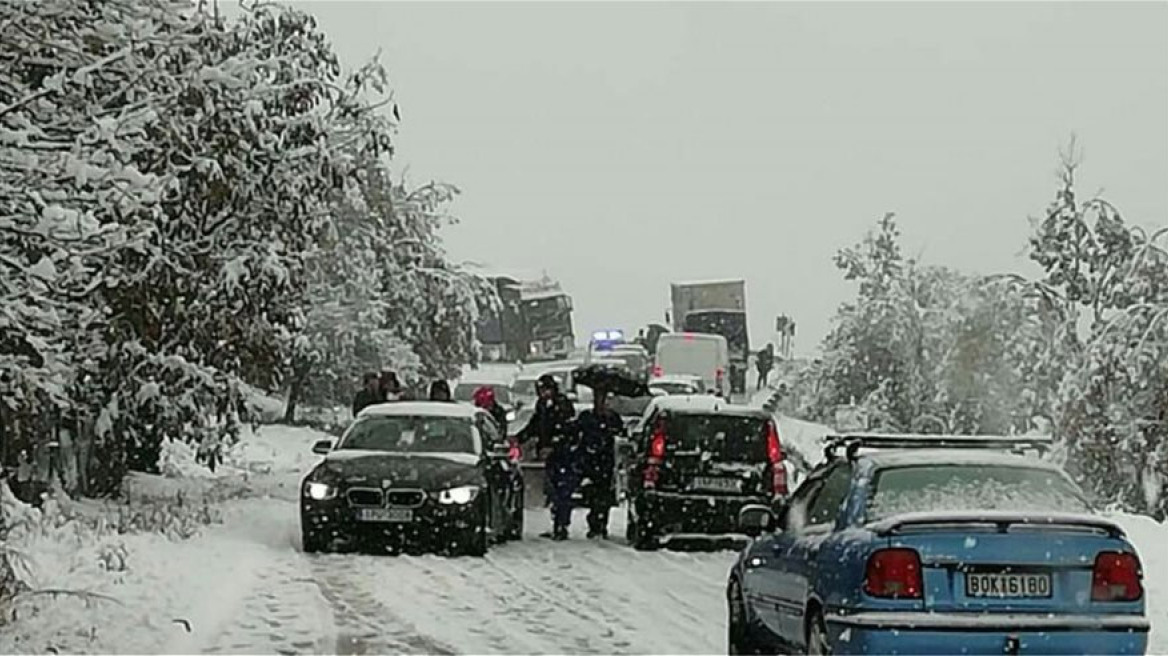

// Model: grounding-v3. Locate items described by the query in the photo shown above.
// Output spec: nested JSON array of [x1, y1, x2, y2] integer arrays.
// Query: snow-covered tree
[[806, 214, 1065, 438], [284, 153, 495, 418], [2, 0, 409, 493], [1029, 147, 1168, 514]]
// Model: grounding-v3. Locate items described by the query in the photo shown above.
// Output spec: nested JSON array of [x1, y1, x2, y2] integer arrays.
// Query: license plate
[[965, 572, 1051, 598], [356, 508, 413, 523], [691, 477, 741, 492]]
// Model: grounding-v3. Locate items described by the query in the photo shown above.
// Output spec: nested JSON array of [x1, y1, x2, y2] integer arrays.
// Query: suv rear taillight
[[715, 367, 725, 388], [652, 365, 663, 378], [864, 548, 923, 599], [765, 420, 787, 496], [644, 418, 667, 488], [1092, 551, 1142, 602]]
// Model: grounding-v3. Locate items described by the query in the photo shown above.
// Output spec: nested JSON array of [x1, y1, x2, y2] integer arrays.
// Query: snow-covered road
[[169, 497, 735, 655], [4, 418, 1166, 655], [75, 423, 737, 655]]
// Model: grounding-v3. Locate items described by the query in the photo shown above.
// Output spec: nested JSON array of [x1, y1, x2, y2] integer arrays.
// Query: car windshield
[[667, 414, 767, 462], [453, 383, 513, 404], [609, 395, 653, 418], [513, 379, 538, 397], [866, 464, 1091, 521], [339, 416, 477, 454]]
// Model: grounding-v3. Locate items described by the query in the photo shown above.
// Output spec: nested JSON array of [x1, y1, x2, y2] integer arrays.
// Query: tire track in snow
[[307, 554, 459, 656], [202, 555, 335, 655]]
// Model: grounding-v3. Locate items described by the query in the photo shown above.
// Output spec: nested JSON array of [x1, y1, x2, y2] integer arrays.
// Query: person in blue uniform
[[516, 374, 577, 540], [575, 385, 623, 539]]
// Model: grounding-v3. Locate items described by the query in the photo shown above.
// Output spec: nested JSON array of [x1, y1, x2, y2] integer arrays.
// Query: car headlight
[[305, 481, 337, 501], [437, 485, 480, 505], [506, 410, 517, 422]]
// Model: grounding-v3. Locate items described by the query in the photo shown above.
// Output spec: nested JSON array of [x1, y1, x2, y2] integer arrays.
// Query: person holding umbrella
[[574, 384, 624, 539]]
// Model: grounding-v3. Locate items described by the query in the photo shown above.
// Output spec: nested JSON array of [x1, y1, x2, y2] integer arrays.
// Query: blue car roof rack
[[824, 432, 1055, 462]]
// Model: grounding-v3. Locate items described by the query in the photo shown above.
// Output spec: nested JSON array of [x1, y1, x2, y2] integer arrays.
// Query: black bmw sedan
[[300, 402, 525, 556]]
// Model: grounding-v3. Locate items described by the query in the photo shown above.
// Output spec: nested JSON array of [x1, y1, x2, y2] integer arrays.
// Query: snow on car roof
[[671, 278, 746, 287], [650, 374, 704, 385], [657, 332, 727, 344], [454, 376, 513, 388], [358, 402, 483, 419], [648, 395, 767, 417], [864, 448, 1062, 471], [520, 288, 569, 301]]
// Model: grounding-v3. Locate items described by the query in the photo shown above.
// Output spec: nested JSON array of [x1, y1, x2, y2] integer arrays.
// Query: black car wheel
[[728, 578, 764, 655], [456, 498, 490, 557], [301, 525, 328, 554], [627, 504, 659, 551], [805, 611, 831, 655], [503, 482, 525, 541]]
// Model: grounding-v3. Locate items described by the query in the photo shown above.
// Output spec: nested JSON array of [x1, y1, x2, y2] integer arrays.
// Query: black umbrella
[[572, 363, 650, 398]]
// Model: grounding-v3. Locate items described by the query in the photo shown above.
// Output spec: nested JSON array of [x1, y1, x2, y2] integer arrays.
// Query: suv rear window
[[666, 413, 767, 462], [867, 464, 1091, 521]]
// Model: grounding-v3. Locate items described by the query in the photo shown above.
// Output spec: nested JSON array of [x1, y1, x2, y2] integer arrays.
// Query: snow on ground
[[2, 421, 740, 655], [747, 384, 833, 469], [1109, 512, 1168, 652]]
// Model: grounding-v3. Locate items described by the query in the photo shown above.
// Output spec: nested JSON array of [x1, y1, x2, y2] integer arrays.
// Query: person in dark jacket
[[516, 374, 577, 540], [756, 343, 775, 390], [473, 386, 509, 436], [575, 386, 623, 539], [352, 372, 382, 417], [429, 380, 454, 402], [379, 371, 402, 401]]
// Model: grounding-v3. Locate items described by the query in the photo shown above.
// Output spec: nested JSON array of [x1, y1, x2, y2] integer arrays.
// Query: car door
[[748, 473, 825, 641], [477, 415, 510, 533], [779, 462, 854, 644]]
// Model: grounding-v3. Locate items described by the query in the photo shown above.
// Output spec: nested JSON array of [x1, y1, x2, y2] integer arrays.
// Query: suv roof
[[861, 448, 1063, 472], [644, 395, 768, 418]]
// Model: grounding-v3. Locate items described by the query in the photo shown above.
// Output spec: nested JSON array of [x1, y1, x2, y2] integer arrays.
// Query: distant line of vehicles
[[471, 273, 754, 398]]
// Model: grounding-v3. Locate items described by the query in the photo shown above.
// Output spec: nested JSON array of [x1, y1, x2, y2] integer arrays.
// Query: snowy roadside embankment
[[1109, 513, 1168, 652], [0, 425, 326, 655], [748, 386, 833, 470]]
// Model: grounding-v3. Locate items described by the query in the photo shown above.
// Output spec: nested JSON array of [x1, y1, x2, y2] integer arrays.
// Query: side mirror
[[737, 504, 776, 538], [311, 439, 334, 456]]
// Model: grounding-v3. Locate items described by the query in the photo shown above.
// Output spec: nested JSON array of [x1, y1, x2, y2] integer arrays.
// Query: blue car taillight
[[864, 548, 923, 599], [1092, 551, 1143, 602]]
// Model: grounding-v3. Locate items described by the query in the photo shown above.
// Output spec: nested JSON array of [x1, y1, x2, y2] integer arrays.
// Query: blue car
[[726, 434, 1150, 655]]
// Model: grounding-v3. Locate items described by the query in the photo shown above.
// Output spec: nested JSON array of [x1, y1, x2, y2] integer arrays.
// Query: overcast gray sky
[[289, 1, 1168, 355]]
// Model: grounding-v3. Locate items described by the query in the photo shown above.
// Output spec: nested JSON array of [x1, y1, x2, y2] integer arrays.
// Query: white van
[[652, 333, 731, 397]]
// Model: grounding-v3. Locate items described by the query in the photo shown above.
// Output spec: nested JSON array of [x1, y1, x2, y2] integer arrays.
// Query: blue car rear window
[[867, 464, 1090, 521]]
